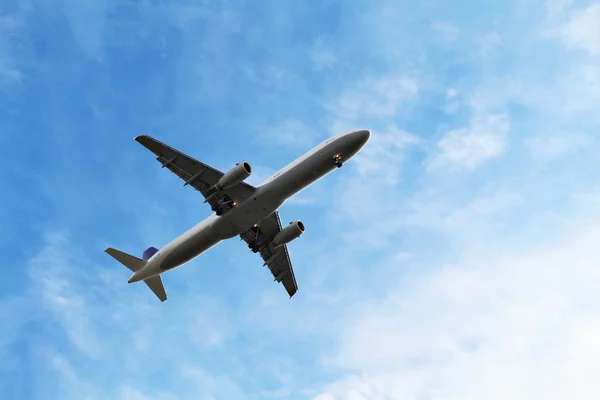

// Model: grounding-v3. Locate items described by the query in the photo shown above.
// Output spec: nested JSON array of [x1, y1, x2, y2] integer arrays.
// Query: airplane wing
[[239, 211, 298, 298], [135, 135, 257, 212]]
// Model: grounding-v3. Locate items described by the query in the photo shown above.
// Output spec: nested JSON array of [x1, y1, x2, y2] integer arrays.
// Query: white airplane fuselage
[[128, 129, 371, 283]]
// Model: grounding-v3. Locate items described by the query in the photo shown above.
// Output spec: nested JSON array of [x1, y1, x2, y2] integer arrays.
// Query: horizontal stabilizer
[[105, 247, 146, 272], [144, 275, 167, 302]]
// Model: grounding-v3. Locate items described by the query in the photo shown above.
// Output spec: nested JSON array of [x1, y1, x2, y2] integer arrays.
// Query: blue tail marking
[[142, 246, 159, 261]]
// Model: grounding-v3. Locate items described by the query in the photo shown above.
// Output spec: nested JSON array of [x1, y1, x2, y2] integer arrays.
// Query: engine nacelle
[[215, 162, 252, 190], [272, 220, 305, 248]]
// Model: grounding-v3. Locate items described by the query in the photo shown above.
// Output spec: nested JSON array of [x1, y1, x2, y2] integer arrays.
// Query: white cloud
[[545, 0, 574, 18], [323, 74, 419, 119], [431, 3, 600, 126], [314, 205, 600, 399], [352, 126, 420, 183], [404, 187, 523, 242], [536, 2, 600, 120], [0, 14, 24, 87], [258, 118, 319, 147], [559, 62, 600, 114], [183, 299, 234, 349], [55, 0, 113, 60], [26, 231, 101, 358], [12, 230, 255, 400], [444, 88, 461, 114], [431, 20, 459, 42], [462, 63, 598, 124], [556, 2, 600, 54], [116, 386, 152, 400], [429, 114, 510, 171], [311, 39, 337, 70], [311, 49, 337, 69], [476, 31, 503, 56], [179, 364, 245, 399], [525, 132, 590, 162], [307, 8, 600, 389]]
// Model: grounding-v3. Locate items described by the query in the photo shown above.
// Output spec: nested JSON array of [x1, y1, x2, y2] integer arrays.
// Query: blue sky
[[2, 0, 600, 398]]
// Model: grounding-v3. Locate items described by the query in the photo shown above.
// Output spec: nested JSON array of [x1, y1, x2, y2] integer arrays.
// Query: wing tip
[[134, 134, 150, 142]]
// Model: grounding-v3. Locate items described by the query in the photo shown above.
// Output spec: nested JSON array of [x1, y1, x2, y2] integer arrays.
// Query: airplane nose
[[352, 129, 371, 147], [358, 129, 371, 143]]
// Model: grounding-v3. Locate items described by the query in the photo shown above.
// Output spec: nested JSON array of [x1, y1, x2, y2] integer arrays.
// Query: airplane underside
[[104, 129, 370, 301]]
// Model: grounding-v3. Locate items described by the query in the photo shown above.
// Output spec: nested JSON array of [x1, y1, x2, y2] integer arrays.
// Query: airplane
[[105, 129, 371, 302]]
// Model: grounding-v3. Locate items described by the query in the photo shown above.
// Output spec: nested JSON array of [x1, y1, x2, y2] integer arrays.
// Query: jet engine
[[272, 220, 305, 248], [215, 162, 252, 190]]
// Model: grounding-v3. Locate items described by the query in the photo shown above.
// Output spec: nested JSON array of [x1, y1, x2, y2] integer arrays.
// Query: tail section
[[104, 247, 168, 302], [143, 275, 167, 302], [142, 246, 159, 261], [105, 247, 146, 271]]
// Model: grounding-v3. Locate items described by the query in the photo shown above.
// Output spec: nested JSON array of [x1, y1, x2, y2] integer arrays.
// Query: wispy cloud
[[431, 19, 460, 42], [257, 118, 318, 147], [26, 231, 102, 358], [314, 210, 600, 399], [307, 2, 600, 397], [525, 132, 590, 163], [322, 74, 420, 119], [429, 113, 510, 171], [10, 230, 257, 399], [310, 37, 337, 70], [0, 13, 24, 87], [554, 2, 600, 54]]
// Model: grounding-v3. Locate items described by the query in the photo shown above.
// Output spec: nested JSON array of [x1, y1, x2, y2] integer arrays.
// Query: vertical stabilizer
[[143, 246, 159, 261]]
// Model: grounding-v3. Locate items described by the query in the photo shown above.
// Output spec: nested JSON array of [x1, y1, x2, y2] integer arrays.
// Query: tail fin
[[142, 246, 159, 261], [104, 247, 168, 302]]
